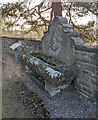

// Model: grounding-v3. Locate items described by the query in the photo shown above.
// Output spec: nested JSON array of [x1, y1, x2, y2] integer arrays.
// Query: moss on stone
[[31, 51, 64, 66], [32, 93, 42, 104]]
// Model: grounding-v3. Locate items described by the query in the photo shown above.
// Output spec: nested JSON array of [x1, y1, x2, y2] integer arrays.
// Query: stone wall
[[74, 44, 98, 100], [1, 36, 42, 54], [1, 36, 42, 67], [1, 25, 98, 99]]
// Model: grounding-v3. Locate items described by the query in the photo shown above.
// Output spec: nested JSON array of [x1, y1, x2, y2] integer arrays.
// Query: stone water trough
[[11, 17, 84, 96], [21, 17, 83, 96], [22, 52, 78, 96]]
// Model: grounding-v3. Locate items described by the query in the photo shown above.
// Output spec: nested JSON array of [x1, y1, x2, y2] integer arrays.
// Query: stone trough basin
[[23, 52, 78, 96]]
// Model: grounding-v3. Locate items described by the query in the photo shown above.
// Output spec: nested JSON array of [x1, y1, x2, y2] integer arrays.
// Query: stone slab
[[45, 81, 69, 96]]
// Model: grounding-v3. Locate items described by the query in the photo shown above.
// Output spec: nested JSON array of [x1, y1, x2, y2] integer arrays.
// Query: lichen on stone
[[45, 67, 61, 79]]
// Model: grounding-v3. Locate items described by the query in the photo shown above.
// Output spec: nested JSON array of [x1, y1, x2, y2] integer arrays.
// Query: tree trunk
[[50, 1, 62, 22], [52, 2, 62, 17]]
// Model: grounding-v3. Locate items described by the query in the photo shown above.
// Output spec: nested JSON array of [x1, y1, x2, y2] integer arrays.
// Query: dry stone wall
[[74, 44, 98, 100], [1, 36, 42, 54], [1, 36, 42, 67]]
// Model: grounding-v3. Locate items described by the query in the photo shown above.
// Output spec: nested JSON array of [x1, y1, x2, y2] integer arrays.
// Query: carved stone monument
[[42, 16, 76, 64]]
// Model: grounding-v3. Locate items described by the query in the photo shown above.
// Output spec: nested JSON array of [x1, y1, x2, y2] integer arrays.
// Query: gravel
[[23, 74, 97, 118]]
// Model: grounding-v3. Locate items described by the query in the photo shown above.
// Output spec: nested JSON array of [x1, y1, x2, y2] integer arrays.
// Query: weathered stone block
[[71, 37, 84, 45], [90, 77, 98, 86], [91, 53, 98, 66], [79, 79, 91, 88], [76, 61, 97, 75], [75, 44, 98, 53], [45, 81, 69, 96], [93, 90, 98, 101], [82, 86, 93, 96], [76, 71, 91, 84], [82, 70, 98, 79], [74, 80, 82, 91]]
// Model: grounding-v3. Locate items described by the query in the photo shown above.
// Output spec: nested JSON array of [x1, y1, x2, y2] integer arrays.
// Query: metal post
[[14, 48, 19, 64]]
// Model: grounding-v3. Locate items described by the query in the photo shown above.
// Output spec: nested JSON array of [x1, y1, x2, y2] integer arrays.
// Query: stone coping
[[0, 36, 41, 42], [1, 36, 98, 53], [75, 44, 98, 53]]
